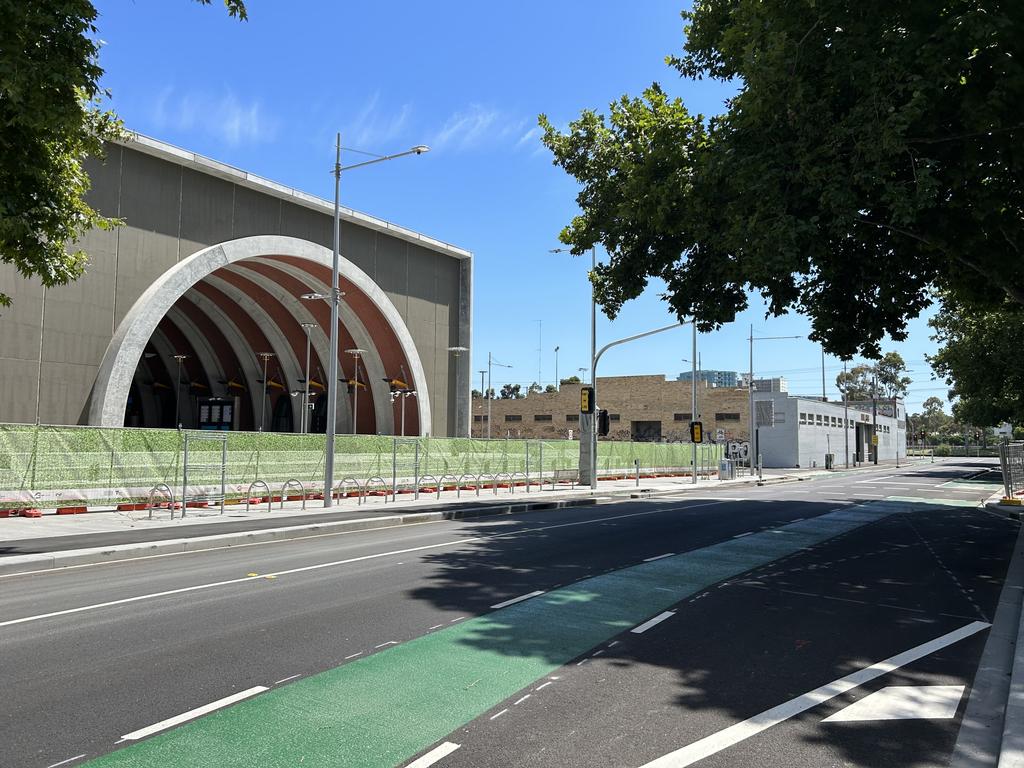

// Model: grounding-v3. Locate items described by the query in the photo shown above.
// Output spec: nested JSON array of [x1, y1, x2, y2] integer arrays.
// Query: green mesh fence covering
[[0, 424, 721, 508]]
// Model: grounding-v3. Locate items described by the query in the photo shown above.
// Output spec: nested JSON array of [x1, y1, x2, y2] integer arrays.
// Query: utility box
[[719, 459, 736, 481], [825, 453, 835, 470]]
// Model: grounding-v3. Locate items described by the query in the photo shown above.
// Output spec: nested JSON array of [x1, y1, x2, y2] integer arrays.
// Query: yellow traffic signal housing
[[690, 421, 703, 443], [580, 386, 595, 414]]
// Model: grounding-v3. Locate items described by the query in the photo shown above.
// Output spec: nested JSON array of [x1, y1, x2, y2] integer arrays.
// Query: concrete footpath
[[0, 460, 932, 576]]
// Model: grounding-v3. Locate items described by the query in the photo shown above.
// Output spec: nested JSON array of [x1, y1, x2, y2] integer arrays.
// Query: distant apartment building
[[475, 375, 750, 442], [677, 369, 738, 388], [737, 375, 788, 393]]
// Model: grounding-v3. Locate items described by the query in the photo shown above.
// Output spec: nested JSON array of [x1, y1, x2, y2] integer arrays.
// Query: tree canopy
[[834, 352, 911, 401], [0, 1, 246, 307], [929, 297, 1024, 425], [540, 1, 1023, 359]]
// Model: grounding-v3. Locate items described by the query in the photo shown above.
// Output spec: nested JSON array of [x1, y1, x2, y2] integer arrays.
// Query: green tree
[[544, 384, 557, 393], [499, 384, 523, 400], [528, 381, 542, 394], [835, 365, 874, 401], [559, 375, 582, 385], [540, 2, 1024, 358], [929, 297, 1024, 425], [875, 352, 912, 400], [0, 1, 246, 308]]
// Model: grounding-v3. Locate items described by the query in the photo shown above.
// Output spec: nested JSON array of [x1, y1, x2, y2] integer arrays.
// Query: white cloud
[[345, 92, 413, 149], [149, 87, 279, 147], [430, 104, 532, 152]]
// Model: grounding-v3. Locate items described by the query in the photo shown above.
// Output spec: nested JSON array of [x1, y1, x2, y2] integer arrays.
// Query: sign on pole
[[690, 421, 703, 444], [580, 386, 595, 414]]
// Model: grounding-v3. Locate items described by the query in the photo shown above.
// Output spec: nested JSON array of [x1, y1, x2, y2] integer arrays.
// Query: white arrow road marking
[[404, 742, 461, 767], [638, 621, 988, 767], [822, 685, 965, 722]]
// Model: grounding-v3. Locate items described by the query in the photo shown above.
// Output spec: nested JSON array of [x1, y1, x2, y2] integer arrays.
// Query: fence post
[[539, 442, 544, 488], [182, 435, 190, 519], [29, 423, 40, 493], [414, 440, 421, 500], [525, 442, 530, 488], [392, 438, 398, 502]]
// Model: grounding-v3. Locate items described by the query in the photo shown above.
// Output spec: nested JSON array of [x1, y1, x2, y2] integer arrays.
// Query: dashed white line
[[732, 532, 754, 538], [536, 681, 553, 691], [405, 741, 461, 768], [490, 590, 545, 609], [375, 641, 397, 649], [643, 553, 675, 562], [344, 651, 363, 660], [428, 624, 444, 630], [489, 708, 509, 720], [273, 674, 301, 685], [576, 658, 589, 666], [120, 686, 268, 741], [631, 611, 676, 634], [46, 756, 86, 768], [449, 616, 466, 623], [514, 694, 531, 705]]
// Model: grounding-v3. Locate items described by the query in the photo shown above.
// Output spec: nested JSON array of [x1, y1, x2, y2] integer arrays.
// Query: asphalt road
[[0, 457, 1012, 768]]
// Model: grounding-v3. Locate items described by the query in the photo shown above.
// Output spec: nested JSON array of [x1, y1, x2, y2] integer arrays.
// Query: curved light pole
[[173, 354, 189, 428], [322, 135, 429, 506]]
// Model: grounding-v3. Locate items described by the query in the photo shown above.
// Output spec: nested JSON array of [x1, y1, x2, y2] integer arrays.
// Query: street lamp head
[[300, 322, 317, 329], [300, 292, 327, 301], [411, 145, 430, 155], [447, 346, 468, 356], [344, 348, 367, 356]]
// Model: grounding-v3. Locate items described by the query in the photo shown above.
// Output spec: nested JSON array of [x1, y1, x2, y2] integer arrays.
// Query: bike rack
[[477, 473, 496, 496], [510, 472, 529, 494], [457, 473, 477, 498], [364, 476, 391, 502], [281, 478, 306, 510], [336, 476, 363, 504], [147, 484, 175, 520], [437, 474, 460, 500], [495, 472, 513, 494], [416, 474, 439, 501], [246, 480, 272, 513]]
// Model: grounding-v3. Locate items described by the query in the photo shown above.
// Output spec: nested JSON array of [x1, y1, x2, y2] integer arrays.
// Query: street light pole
[[173, 354, 189, 428], [747, 329, 801, 474], [345, 348, 366, 435], [477, 369, 486, 437], [300, 322, 316, 434], [257, 352, 274, 431], [691, 320, 697, 486], [322, 135, 429, 507], [554, 346, 560, 391], [843, 361, 850, 468]]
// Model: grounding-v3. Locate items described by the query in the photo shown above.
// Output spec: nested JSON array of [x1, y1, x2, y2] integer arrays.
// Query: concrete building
[[677, 369, 738, 388], [0, 134, 472, 436], [753, 392, 906, 468], [738, 375, 788, 393], [478, 375, 750, 442]]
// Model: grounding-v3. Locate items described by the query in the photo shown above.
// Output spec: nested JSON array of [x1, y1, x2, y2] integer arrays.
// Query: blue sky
[[91, 0, 948, 413]]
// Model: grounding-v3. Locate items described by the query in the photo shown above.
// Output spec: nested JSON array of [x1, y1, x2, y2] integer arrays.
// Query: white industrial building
[[753, 393, 906, 468]]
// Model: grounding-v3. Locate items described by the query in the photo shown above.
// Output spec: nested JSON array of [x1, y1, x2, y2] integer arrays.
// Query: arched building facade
[[0, 134, 472, 436]]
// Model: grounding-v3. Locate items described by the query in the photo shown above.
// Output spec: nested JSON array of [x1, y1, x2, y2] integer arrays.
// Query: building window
[[674, 412, 693, 421], [505, 415, 522, 422], [831, 416, 838, 427], [609, 414, 620, 421], [816, 414, 823, 426], [799, 412, 807, 424], [566, 414, 579, 422], [715, 412, 741, 421], [534, 414, 552, 422], [473, 415, 482, 422]]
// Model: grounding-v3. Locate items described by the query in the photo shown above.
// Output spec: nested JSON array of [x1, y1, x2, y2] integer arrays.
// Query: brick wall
[[473, 375, 750, 441]]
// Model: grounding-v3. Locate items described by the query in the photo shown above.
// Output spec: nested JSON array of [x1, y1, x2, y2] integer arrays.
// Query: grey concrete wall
[[0, 140, 470, 435]]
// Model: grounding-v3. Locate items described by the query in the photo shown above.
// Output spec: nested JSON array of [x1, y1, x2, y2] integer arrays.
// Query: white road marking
[[344, 651, 363, 660], [120, 686, 268, 741], [822, 685, 965, 722], [631, 611, 676, 634], [429, 624, 443, 630], [273, 674, 301, 685], [46, 756, 87, 768], [644, 553, 675, 562], [375, 641, 397, 649], [449, 616, 466, 623], [404, 742, 461, 768], [489, 708, 508, 720], [536, 682, 553, 691], [514, 694, 531, 705], [638, 621, 988, 767], [732, 532, 753, 538], [855, 476, 898, 483], [490, 590, 545, 609], [790, 518, 805, 522]]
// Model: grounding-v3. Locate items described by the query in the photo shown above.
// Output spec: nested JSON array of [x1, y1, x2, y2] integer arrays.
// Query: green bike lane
[[84, 502, 907, 768]]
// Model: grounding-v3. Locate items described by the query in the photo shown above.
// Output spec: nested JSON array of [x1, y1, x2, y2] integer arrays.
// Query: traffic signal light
[[580, 386, 595, 414], [690, 421, 703, 443], [597, 409, 610, 437]]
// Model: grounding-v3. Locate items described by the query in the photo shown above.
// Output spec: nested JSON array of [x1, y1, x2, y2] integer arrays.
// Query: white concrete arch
[[201, 274, 304, 431], [89, 235, 431, 432], [240, 258, 397, 434]]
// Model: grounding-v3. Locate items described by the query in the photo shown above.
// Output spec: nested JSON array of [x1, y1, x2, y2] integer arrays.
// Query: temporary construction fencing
[[0, 423, 720, 509], [999, 441, 1024, 500]]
